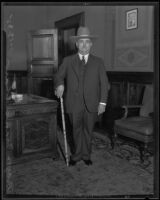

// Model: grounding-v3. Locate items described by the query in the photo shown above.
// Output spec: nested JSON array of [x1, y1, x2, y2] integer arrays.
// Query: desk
[[6, 94, 58, 165]]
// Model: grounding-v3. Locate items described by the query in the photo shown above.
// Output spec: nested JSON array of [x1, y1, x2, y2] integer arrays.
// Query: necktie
[[82, 56, 85, 65]]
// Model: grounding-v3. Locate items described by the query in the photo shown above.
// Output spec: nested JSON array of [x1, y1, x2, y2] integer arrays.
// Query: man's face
[[76, 38, 92, 55]]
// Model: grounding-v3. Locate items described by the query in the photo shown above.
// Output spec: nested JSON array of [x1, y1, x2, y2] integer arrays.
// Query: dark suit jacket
[[54, 54, 109, 113]]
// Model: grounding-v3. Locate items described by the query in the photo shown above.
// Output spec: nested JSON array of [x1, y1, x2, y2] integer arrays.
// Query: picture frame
[[126, 9, 138, 30]]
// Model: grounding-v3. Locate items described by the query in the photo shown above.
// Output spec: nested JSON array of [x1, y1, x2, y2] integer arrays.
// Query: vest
[[74, 58, 87, 112]]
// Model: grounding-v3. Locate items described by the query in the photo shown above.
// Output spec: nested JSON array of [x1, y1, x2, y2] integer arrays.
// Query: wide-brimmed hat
[[70, 26, 98, 42]]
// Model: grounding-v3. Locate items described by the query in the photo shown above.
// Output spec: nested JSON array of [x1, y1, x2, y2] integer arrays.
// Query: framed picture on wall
[[126, 9, 138, 30]]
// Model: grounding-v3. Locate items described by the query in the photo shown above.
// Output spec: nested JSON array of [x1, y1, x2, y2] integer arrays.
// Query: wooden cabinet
[[6, 94, 58, 165], [27, 29, 58, 98]]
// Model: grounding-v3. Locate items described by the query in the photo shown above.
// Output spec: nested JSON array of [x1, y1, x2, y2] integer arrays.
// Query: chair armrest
[[122, 105, 143, 118]]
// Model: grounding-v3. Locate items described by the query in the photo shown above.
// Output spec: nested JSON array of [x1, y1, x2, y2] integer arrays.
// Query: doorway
[[55, 12, 85, 65]]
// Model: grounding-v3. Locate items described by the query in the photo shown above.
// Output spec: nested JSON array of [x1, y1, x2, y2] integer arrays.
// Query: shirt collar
[[78, 53, 89, 61]]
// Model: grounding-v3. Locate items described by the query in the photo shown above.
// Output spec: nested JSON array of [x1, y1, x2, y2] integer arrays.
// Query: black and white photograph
[[1, 2, 159, 199], [126, 8, 138, 30]]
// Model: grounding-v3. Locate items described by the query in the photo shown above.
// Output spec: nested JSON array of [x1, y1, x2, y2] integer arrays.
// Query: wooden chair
[[114, 84, 153, 162]]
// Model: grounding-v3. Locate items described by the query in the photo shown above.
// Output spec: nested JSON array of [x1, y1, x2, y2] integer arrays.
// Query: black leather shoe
[[69, 157, 76, 166], [83, 159, 92, 165]]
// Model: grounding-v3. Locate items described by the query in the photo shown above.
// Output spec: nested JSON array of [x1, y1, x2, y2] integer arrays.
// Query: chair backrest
[[140, 84, 153, 117]]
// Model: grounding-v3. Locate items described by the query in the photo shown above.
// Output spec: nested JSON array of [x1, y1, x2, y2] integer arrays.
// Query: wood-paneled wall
[[7, 70, 154, 105], [7, 70, 28, 94], [107, 71, 154, 107], [98, 71, 154, 137], [7, 70, 56, 99]]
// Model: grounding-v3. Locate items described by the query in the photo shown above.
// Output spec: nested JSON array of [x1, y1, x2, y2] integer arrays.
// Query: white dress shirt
[[78, 53, 89, 64]]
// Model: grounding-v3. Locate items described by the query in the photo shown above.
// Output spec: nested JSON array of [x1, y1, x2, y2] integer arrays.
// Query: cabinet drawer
[[7, 105, 56, 118]]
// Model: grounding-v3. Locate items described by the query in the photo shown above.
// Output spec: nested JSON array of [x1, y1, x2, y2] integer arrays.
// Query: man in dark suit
[[54, 26, 109, 166]]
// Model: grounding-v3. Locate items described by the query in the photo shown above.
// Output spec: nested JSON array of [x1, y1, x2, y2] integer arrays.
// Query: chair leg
[[108, 128, 114, 149], [139, 142, 148, 163], [112, 127, 118, 149], [139, 144, 144, 163], [110, 136, 114, 149], [143, 143, 149, 161]]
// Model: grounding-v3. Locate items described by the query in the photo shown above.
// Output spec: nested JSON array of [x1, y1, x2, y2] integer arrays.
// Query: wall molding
[[107, 71, 154, 84]]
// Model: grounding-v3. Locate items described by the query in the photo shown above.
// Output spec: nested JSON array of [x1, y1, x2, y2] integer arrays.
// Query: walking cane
[[60, 97, 69, 166]]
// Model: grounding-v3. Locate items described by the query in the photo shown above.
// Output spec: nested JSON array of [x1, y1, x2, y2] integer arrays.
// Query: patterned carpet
[[6, 130, 153, 197], [93, 131, 153, 174]]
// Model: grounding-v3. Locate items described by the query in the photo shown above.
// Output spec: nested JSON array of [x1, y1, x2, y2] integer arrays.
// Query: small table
[[6, 94, 59, 165]]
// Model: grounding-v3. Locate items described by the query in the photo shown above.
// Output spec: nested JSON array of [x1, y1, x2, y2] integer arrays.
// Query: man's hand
[[98, 104, 106, 115], [55, 85, 64, 98]]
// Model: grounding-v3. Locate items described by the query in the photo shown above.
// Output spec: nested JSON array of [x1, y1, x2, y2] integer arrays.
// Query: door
[[55, 12, 85, 65], [27, 29, 58, 98]]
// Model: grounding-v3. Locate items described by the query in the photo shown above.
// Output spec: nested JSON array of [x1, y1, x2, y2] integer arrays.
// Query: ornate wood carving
[[6, 94, 58, 165]]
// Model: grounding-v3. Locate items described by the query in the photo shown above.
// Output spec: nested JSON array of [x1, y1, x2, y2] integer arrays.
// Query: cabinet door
[[6, 120, 15, 165], [21, 115, 57, 155], [6, 113, 58, 165], [27, 29, 58, 96]]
